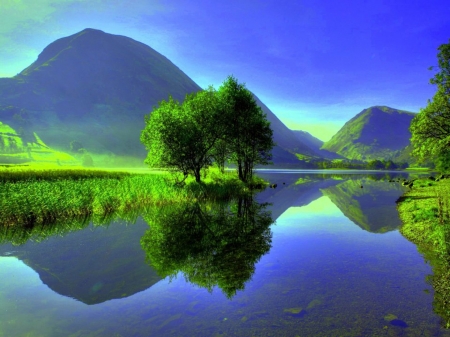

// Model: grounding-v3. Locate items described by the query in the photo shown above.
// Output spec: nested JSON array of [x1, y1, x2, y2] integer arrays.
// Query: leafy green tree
[[384, 160, 397, 170], [211, 138, 230, 174], [367, 159, 384, 170], [218, 76, 274, 182], [8, 137, 19, 153], [81, 153, 94, 167], [140, 87, 223, 183], [435, 150, 450, 173], [411, 40, 450, 162]]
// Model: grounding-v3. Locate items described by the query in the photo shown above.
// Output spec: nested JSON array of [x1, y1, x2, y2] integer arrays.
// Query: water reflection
[[1, 172, 449, 335], [0, 218, 161, 304], [321, 178, 407, 233], [141, 196, 274, 298], [413, 232, 450, 329]]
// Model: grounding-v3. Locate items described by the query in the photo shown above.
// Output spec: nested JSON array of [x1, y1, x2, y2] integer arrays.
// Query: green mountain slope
[[0, 28, 315, 166], [0, 121, 76, 165], [321, 106, 416, 160]]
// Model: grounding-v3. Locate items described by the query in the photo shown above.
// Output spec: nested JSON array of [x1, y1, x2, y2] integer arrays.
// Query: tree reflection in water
[[141, 196, 274, 298]]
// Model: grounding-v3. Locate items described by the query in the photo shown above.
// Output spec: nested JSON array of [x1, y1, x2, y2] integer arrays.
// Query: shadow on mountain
[[140, 196, 274, 299], [320, 177, 408, 233], [0, 216, 161, 305]]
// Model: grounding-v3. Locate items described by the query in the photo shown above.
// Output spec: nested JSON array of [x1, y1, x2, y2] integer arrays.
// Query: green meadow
[[397, 177, 450, 328], [0, 165, 265, 231]]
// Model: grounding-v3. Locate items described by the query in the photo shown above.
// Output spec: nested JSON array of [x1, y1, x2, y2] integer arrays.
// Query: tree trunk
[[194, 167, 201, 183]]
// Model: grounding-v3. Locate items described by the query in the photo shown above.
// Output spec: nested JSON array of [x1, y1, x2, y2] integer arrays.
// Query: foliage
[[313, 158, 408, 170], [397, 177, 450, 328], [141, 87, 223, 183], [436, 151, 450, 173], [140, 196, 273, 298], [217, 75, 274, 182], [0, 166, 261, 230], [411, 40, 450, 163], [81, 153, 94, 167], [141, 76, 274, 183]]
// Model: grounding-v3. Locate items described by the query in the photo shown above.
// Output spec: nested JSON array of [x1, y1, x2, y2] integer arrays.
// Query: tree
[[217, 76, 274, 183], [367, 159, 384, 170], [411, 40, 450, 163], [81, 153, 94, 167], [435, 150, 450, 173], [140, 87, 223, 183]]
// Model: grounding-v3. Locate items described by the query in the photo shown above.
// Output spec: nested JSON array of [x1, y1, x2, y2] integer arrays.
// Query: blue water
[[0, 173, 448, 336]]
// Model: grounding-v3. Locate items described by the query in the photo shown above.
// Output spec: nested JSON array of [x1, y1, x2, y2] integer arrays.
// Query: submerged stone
[[390, 319, 408, 328], [307, 299, 322, 309], [284, 307, 305, 317], [384, 313, 398, 322]]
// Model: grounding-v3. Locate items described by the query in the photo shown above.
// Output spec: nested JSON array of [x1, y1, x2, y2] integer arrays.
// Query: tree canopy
[[218, 76, 274, 182], [140, 87, 223, 182], [140, 76, 274, 183], [410, 40, 450, 164]]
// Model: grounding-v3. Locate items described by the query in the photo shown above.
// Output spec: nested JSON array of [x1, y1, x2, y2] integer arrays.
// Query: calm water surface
[[1, 171, 449, 336]]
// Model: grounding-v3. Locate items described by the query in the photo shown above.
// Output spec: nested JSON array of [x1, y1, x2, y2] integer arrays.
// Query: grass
[[0, 165, 266, 231], [396, 176, 450, 328]]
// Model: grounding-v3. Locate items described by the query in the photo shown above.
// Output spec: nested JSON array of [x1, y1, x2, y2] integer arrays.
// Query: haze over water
[[0, 171, 448, 336]]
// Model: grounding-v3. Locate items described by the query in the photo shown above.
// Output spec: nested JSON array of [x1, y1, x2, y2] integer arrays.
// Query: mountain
[[0, 121, 76, 165], [252, 97, 316, 159], [0, 28, 314, 166], [292, 130, 343, 159], [321, 106, 416, 161], [0, 28, 202, 160]]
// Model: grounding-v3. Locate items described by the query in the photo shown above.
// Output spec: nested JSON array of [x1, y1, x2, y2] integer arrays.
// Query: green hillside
[[321, 106, 416, 161], [0, 121, 76, 165]]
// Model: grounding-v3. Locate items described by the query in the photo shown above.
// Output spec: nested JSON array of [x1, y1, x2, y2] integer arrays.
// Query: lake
[[1, 170, 449, 336]]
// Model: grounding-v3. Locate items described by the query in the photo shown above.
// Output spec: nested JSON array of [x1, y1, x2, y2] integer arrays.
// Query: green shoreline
[[396, 177, 450, 329]]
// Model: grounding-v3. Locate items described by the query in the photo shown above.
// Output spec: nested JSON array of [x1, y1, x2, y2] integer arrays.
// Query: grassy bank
[[396, 176, 450, 328], [0, 166, 265, 229]]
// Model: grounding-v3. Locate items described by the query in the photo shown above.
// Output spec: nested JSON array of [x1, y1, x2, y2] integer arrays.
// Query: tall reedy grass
[[0, 166, 265, 231]]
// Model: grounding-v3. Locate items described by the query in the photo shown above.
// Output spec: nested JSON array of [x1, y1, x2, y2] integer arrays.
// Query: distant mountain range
[[321, 106, 416, 161], [0, 29, 417, 166]]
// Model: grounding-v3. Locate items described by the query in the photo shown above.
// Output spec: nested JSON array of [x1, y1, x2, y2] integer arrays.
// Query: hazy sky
[[1, 0, 449, 141]]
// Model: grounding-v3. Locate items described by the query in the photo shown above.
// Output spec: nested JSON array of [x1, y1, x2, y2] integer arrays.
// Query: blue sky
[[0, 0, 449, 141]]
